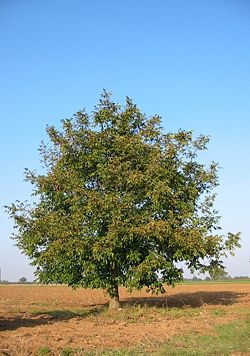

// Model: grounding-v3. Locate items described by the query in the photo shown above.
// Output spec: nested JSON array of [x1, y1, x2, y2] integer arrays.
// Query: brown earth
[[0, 283, 250, 355]]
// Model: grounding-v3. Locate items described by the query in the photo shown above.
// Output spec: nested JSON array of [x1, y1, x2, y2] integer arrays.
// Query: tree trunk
[[108, 284, 121, 310]]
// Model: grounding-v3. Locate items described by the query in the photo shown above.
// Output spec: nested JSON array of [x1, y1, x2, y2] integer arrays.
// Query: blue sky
[[0, 0, 249, 281]]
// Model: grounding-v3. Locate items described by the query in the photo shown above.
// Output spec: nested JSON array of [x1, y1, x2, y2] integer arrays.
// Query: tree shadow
[[0, 290, 246, 331], [123, 290, 246, 308], [0, 305, 107, 332]]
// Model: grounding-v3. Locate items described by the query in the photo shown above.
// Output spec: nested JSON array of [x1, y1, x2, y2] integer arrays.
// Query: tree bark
[[108, 284, 121, 310]]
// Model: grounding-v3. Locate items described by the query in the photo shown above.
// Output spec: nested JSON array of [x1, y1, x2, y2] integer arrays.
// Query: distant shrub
[[18, 277, 28, 283]]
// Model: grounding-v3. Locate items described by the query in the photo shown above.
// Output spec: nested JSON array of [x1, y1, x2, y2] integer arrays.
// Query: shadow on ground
[[124, 290, 246, 308], [0, 305, 105, 331], [0, 290, 246, 331]]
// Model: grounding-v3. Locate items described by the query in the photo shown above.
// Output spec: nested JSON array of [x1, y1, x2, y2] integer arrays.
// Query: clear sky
[[0, 0, 249, 282]]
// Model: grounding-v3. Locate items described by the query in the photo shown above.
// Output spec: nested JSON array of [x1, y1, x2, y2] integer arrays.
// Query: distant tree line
[[184, 275, 250, 282], [0, 277, 36, 284], [185, 266, 250, 281], [0, 275, 249, 284]]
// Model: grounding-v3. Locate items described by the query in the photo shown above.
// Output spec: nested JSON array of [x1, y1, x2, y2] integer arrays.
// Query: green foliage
[[6, 91, 240, 299]]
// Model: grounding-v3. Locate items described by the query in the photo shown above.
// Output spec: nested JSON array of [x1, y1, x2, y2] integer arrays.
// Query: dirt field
[[0, 283, 250, 355]]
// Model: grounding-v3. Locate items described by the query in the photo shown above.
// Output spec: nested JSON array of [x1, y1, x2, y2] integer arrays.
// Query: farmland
[[0, 282, 250, 355]]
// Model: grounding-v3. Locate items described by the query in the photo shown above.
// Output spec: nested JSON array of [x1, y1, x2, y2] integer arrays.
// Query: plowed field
[[0, 283, 250, 355]]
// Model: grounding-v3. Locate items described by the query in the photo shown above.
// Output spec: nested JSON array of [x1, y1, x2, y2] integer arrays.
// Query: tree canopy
[[7, 91, 240, 308]]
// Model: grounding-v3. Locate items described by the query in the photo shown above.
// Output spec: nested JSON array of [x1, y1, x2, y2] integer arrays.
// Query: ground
[[0, 282, 250, 355]]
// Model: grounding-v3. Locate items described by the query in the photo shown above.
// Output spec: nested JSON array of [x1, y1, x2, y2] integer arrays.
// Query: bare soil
[[0, 283, 250, 355]]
